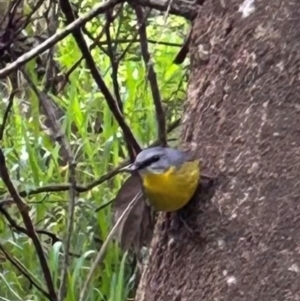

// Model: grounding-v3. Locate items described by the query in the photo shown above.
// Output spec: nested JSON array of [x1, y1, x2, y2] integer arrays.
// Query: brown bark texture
[[136, 0, 300, 300]]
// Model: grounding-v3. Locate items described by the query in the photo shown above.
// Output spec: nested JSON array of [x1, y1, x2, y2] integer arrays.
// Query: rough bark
[[136, 0, 300, 300]]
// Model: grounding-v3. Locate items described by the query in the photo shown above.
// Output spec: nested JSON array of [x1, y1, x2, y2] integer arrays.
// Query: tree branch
[[0, 150, 57, 301], [12, 118, 180, 201], [102, 7, 138, 160], [21, 68, 76, 301], [0, 88, 56, 299], [59, 0, 141, 161], [129, 0, 197, 20], [7, 118, 180, 200], [0, 244, 51, 299], [0, 91, 15, 141], [0, 202, 81, 258], [133, 5, 167, 146], [0, 0, 195, 78], [0, 0, 123, 78]]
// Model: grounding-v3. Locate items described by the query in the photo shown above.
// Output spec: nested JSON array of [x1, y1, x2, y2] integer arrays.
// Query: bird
[[120, 146, 200, 212]]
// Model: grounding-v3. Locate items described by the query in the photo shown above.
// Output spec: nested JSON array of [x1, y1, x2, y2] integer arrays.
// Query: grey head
[[123, 146, 187, 175]]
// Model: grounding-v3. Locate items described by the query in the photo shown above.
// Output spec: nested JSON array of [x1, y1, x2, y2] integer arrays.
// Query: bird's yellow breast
[[141, 160, 200, 212]]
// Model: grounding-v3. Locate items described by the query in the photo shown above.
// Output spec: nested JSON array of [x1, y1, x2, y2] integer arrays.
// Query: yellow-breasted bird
[[121, 147, 200, 212]]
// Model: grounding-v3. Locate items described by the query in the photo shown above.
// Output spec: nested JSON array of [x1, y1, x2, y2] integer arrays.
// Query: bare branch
[[0, 202, 81, 258], [0, 0, 123, 78], [0, 91, 15, 141], [59, 0, 141, 162], [18, 164, 126, 198], [129, 0, 197, 20], [0, 88, 55, 299], [0, 150, 57, 301], [101, 7, 138, 160], [173, 27, 192, 64], [105, 9, 124, 112], [14, 118, 181, 199], [21, 67, 76, 301], [133, 5, 167, 146], [0, 244, 51, 299]]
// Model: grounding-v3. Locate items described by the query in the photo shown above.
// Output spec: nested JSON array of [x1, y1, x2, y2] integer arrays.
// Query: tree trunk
[[136, 0, 300, 300]]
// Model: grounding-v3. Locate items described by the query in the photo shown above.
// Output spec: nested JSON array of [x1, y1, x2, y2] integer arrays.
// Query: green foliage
[[0, 2, 188, 301]]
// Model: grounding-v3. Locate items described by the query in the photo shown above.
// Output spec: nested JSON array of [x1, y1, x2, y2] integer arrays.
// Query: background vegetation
[[0, 0, 189, 300]]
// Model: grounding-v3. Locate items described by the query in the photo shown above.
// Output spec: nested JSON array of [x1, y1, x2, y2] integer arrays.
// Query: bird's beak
[[119, 163, 138, 173]]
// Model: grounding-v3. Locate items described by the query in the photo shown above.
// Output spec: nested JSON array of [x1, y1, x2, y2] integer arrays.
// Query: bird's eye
[[152, 155, 160, 162], [138, 154, 161, 170]]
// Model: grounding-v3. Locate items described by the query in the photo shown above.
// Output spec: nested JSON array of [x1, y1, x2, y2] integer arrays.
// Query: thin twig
[[13, 119, 181, 199], [116, 9, 151, 64], [0, 244, 51, 299], [134, 5, 167, 146], [22, 67, 76, 301], [59, 0, 141, 161], [44, 1, 60, 93], [0, 91, 15, 141], [59, 4, 124, 92], [130, 0, 197, 20], [173, 28, 192, 65], [58, 7, 181, 92], [0, 0, 122, 78], [0, 203, 80, 257], [0, 0, 195, 79], [58, 159, 77, 300], [102, 8, 137, 160], [18, 163, 126, 198], [105, 10, 123, 112], [0, 88, 56, 300], [0, 150, 57, 301], [21, 72, 71, 161], [13, 0, 45, 45], [59, 38, 182, 92], [96, 38, 182, 48]]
